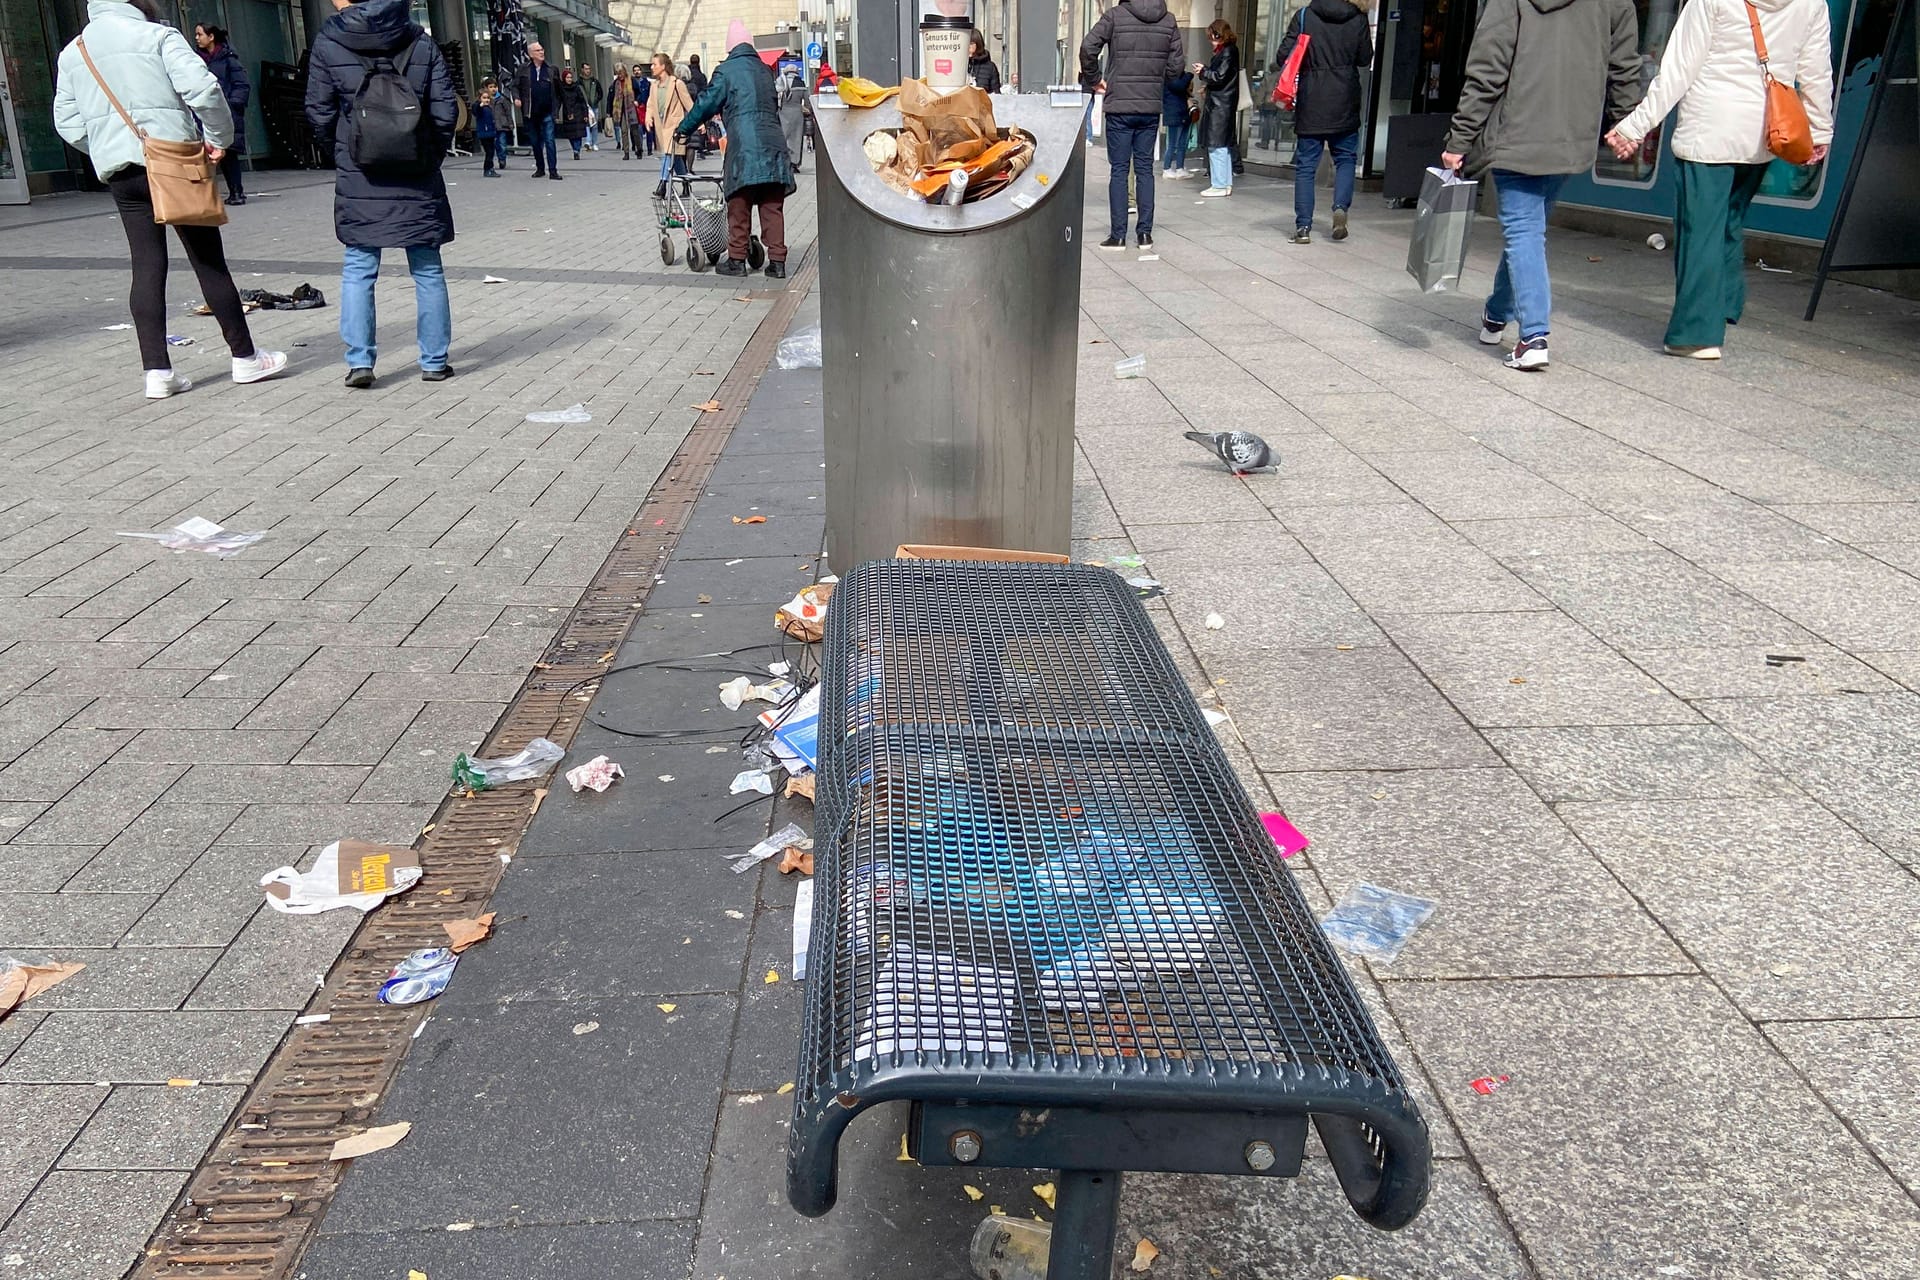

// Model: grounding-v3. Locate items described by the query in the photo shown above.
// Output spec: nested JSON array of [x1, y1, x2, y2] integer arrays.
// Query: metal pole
[[1046, 1170, 1123, 1280]]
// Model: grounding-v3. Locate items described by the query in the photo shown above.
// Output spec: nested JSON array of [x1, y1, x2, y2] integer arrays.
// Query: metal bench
[[788, 560, 1431, 1278]]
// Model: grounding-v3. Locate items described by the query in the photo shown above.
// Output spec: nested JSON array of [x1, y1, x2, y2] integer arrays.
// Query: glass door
[[0, 33, 28, 204]]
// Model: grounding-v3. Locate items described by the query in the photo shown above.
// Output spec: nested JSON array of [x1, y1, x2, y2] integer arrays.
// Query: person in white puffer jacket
[[53, 0, 287, 398], [1605, 0, 1833, 360]]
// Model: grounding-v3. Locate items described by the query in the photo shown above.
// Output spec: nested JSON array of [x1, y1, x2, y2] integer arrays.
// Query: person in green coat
[[675, 21, 795, 278]]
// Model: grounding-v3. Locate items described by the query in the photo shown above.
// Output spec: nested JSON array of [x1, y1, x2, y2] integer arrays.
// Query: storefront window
[[1756, 0, 1889, 203], [1592, 0, 1675, 186]]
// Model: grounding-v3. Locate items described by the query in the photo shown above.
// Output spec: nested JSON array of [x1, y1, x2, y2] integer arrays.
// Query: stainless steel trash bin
[[811, 92, 1089, 567]]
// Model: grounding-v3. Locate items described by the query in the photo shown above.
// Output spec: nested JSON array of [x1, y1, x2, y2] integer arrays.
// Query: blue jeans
[[1208, 145, 1233, 189], [1163, 117, 1189, 171], [531, 116, 557, 173], [1486, 170, 1568, 341], [1104, 112, 1157, 239], [658, 151, 688, 183], [341, 246, 452, 372], [1293, 130, 1358, 229]]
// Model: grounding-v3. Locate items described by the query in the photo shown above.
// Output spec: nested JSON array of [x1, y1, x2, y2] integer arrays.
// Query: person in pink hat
[[676, 19, 796, 278]]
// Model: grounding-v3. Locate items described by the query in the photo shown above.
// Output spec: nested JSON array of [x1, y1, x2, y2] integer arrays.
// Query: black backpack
[[347, 40, 433, 173]]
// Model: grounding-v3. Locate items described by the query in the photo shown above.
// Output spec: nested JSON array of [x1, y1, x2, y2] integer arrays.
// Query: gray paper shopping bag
[[1407, 166, 1479, 293]]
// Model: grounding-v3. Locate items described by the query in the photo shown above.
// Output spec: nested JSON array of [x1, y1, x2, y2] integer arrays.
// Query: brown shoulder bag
[[77, 35, 228, 226], [1745, 2, 1814, 165]]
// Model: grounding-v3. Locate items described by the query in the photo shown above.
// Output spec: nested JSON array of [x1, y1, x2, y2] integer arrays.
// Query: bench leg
[[1047, 1170, 1123, 1280]]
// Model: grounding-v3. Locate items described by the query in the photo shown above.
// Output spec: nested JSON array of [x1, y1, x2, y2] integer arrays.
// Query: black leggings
[[107, 167, 254, 370]]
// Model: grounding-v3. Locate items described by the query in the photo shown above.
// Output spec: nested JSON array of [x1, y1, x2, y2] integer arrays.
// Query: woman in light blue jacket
[[53, 0, 286, 399]]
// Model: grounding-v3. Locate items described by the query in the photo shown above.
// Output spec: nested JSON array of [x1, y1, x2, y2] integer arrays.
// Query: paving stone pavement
[[6, 140, 1920, 1278], [0, 148, 813, 1277], [291, 166, 1919, 1280]]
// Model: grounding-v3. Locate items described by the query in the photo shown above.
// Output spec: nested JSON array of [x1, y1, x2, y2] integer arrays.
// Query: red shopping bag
[[1274, 32, 1310, 109]]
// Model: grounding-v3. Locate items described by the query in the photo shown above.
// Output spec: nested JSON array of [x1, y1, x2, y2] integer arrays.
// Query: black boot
[[654, 181, 667, 199], [714, 258, 749, 277]]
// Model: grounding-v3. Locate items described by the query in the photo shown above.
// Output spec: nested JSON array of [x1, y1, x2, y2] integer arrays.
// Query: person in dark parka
[[677, 24, 795, 279], [194, 23, 250, 203], [305, 0, 457, 387], [1275, 0, 1372, 242], [557, 67, 590, 157], [1079, 0, 1183, 249]]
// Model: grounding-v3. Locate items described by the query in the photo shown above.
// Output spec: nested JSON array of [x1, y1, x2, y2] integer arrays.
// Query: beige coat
[[651, 74, 692, 154]]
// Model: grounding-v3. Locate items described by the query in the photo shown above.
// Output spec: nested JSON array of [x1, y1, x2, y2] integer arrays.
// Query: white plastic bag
[[525, 403, 592, 424], [776, 328, 823, 369]]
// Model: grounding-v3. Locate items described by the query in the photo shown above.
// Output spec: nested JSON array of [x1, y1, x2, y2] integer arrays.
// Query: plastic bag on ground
[[118, 516, 266, 558], [727, 822, 811, 874], [525, 403, 592, 424], [776, 328, 823, 369], [453, 737, 564, 791], [1321, 882, 1437, 963], [261, 840, 422, 914]]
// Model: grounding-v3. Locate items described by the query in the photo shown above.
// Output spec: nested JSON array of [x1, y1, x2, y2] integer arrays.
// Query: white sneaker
[[232, 350, 289, 384], [144, 369, 192, 399], [1478, 313, 1509, 346], [1201, 186, 1231, 197]]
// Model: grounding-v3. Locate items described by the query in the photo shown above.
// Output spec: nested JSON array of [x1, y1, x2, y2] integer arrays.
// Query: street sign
[[806, 41, 823, 60]]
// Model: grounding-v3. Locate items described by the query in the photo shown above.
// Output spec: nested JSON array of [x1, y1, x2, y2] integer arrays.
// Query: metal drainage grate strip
[[132, 264, 817, 1280]]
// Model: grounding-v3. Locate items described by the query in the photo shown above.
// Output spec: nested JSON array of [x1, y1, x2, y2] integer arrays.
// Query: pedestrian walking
[[52, 0, 288, 399], [1161, 65, 1194, 178], [1195, 19, 1241, 197], [608, 65, 637, 159], [1441, 0, 1642, 371], [649, 51, 692, 197], [557, 66, 589, 159], [676, 21, 793, 279], [1604, 0, 1832, 359], [578, 64, 601, 149], [1276, 0, 1371, 243], [192, 22, 251, 204], [968, 30, 1002, 94], [304, 0, 458, 387], [1079, 0, 1183, 250], [635, 70, 654, 155], [474, 83, 501, 175], [514, 40, 560, 178]]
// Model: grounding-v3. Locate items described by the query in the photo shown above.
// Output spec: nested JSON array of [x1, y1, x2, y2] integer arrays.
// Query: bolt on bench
[[788, 560, 1431, 1278]]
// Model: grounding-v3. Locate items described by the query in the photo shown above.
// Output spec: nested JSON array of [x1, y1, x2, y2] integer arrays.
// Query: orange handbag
[[1745, 1, 1814, 165]]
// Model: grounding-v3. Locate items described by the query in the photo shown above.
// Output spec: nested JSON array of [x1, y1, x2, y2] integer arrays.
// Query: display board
[[1807, 0, 1918, 318]]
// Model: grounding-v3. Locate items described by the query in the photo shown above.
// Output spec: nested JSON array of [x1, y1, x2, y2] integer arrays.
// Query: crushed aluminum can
[[376, 947, 459, 1005]]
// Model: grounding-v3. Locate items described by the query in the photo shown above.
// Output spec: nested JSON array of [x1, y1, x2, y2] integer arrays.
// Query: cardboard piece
[[330, 1121, 412, 1161], [443, 913, 496, 954], [0, 961, 86, 1018], [895, 544, 1070, 564]]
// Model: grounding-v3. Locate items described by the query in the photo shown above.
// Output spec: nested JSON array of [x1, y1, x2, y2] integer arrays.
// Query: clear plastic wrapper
[[451, 737, 564, 791], [1320, 882, 1437, 964], [776, 327, 823, 369]]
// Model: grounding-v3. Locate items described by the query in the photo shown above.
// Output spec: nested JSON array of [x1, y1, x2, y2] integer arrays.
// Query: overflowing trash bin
[[810, 87, 1091, 568]]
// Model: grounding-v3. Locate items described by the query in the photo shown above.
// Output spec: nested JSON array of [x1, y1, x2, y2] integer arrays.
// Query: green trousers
[[1667, 159, 1770, 348]]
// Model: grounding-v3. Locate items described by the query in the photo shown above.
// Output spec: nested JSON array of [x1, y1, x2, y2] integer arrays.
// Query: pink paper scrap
[[1260, 812, 1308, 858]]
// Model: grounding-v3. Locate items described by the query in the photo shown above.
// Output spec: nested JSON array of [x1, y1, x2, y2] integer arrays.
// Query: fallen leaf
[[692, 399, 722, 412], [0, 961, 86, 1017], [443, 912, 496, 954], [1130, 1238, 1160, 1271], [765, 968, 780, 984], [1033, 1181, 1057, 1209], [657, 1002, 678, 1013], [785, 774, 817, 803], [331, 1121, 411, 1160], [964, 1185, 985, 1201], [572, 1021, 600, 1035], [777, 1081, 795, 1095], [1509, 676, 1528, 685], [731, 515, 768, 525]]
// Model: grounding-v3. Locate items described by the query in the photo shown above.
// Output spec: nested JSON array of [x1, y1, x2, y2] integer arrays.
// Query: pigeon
[[1183, 430, 1275, 475]]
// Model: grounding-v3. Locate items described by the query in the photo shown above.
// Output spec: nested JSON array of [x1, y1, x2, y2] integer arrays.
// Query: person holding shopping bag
[[1195, 20, 1241, 197], [1604, 0, 1832, 359], [1440, 0, 1642, 371], [52, 0, 287, 399]]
